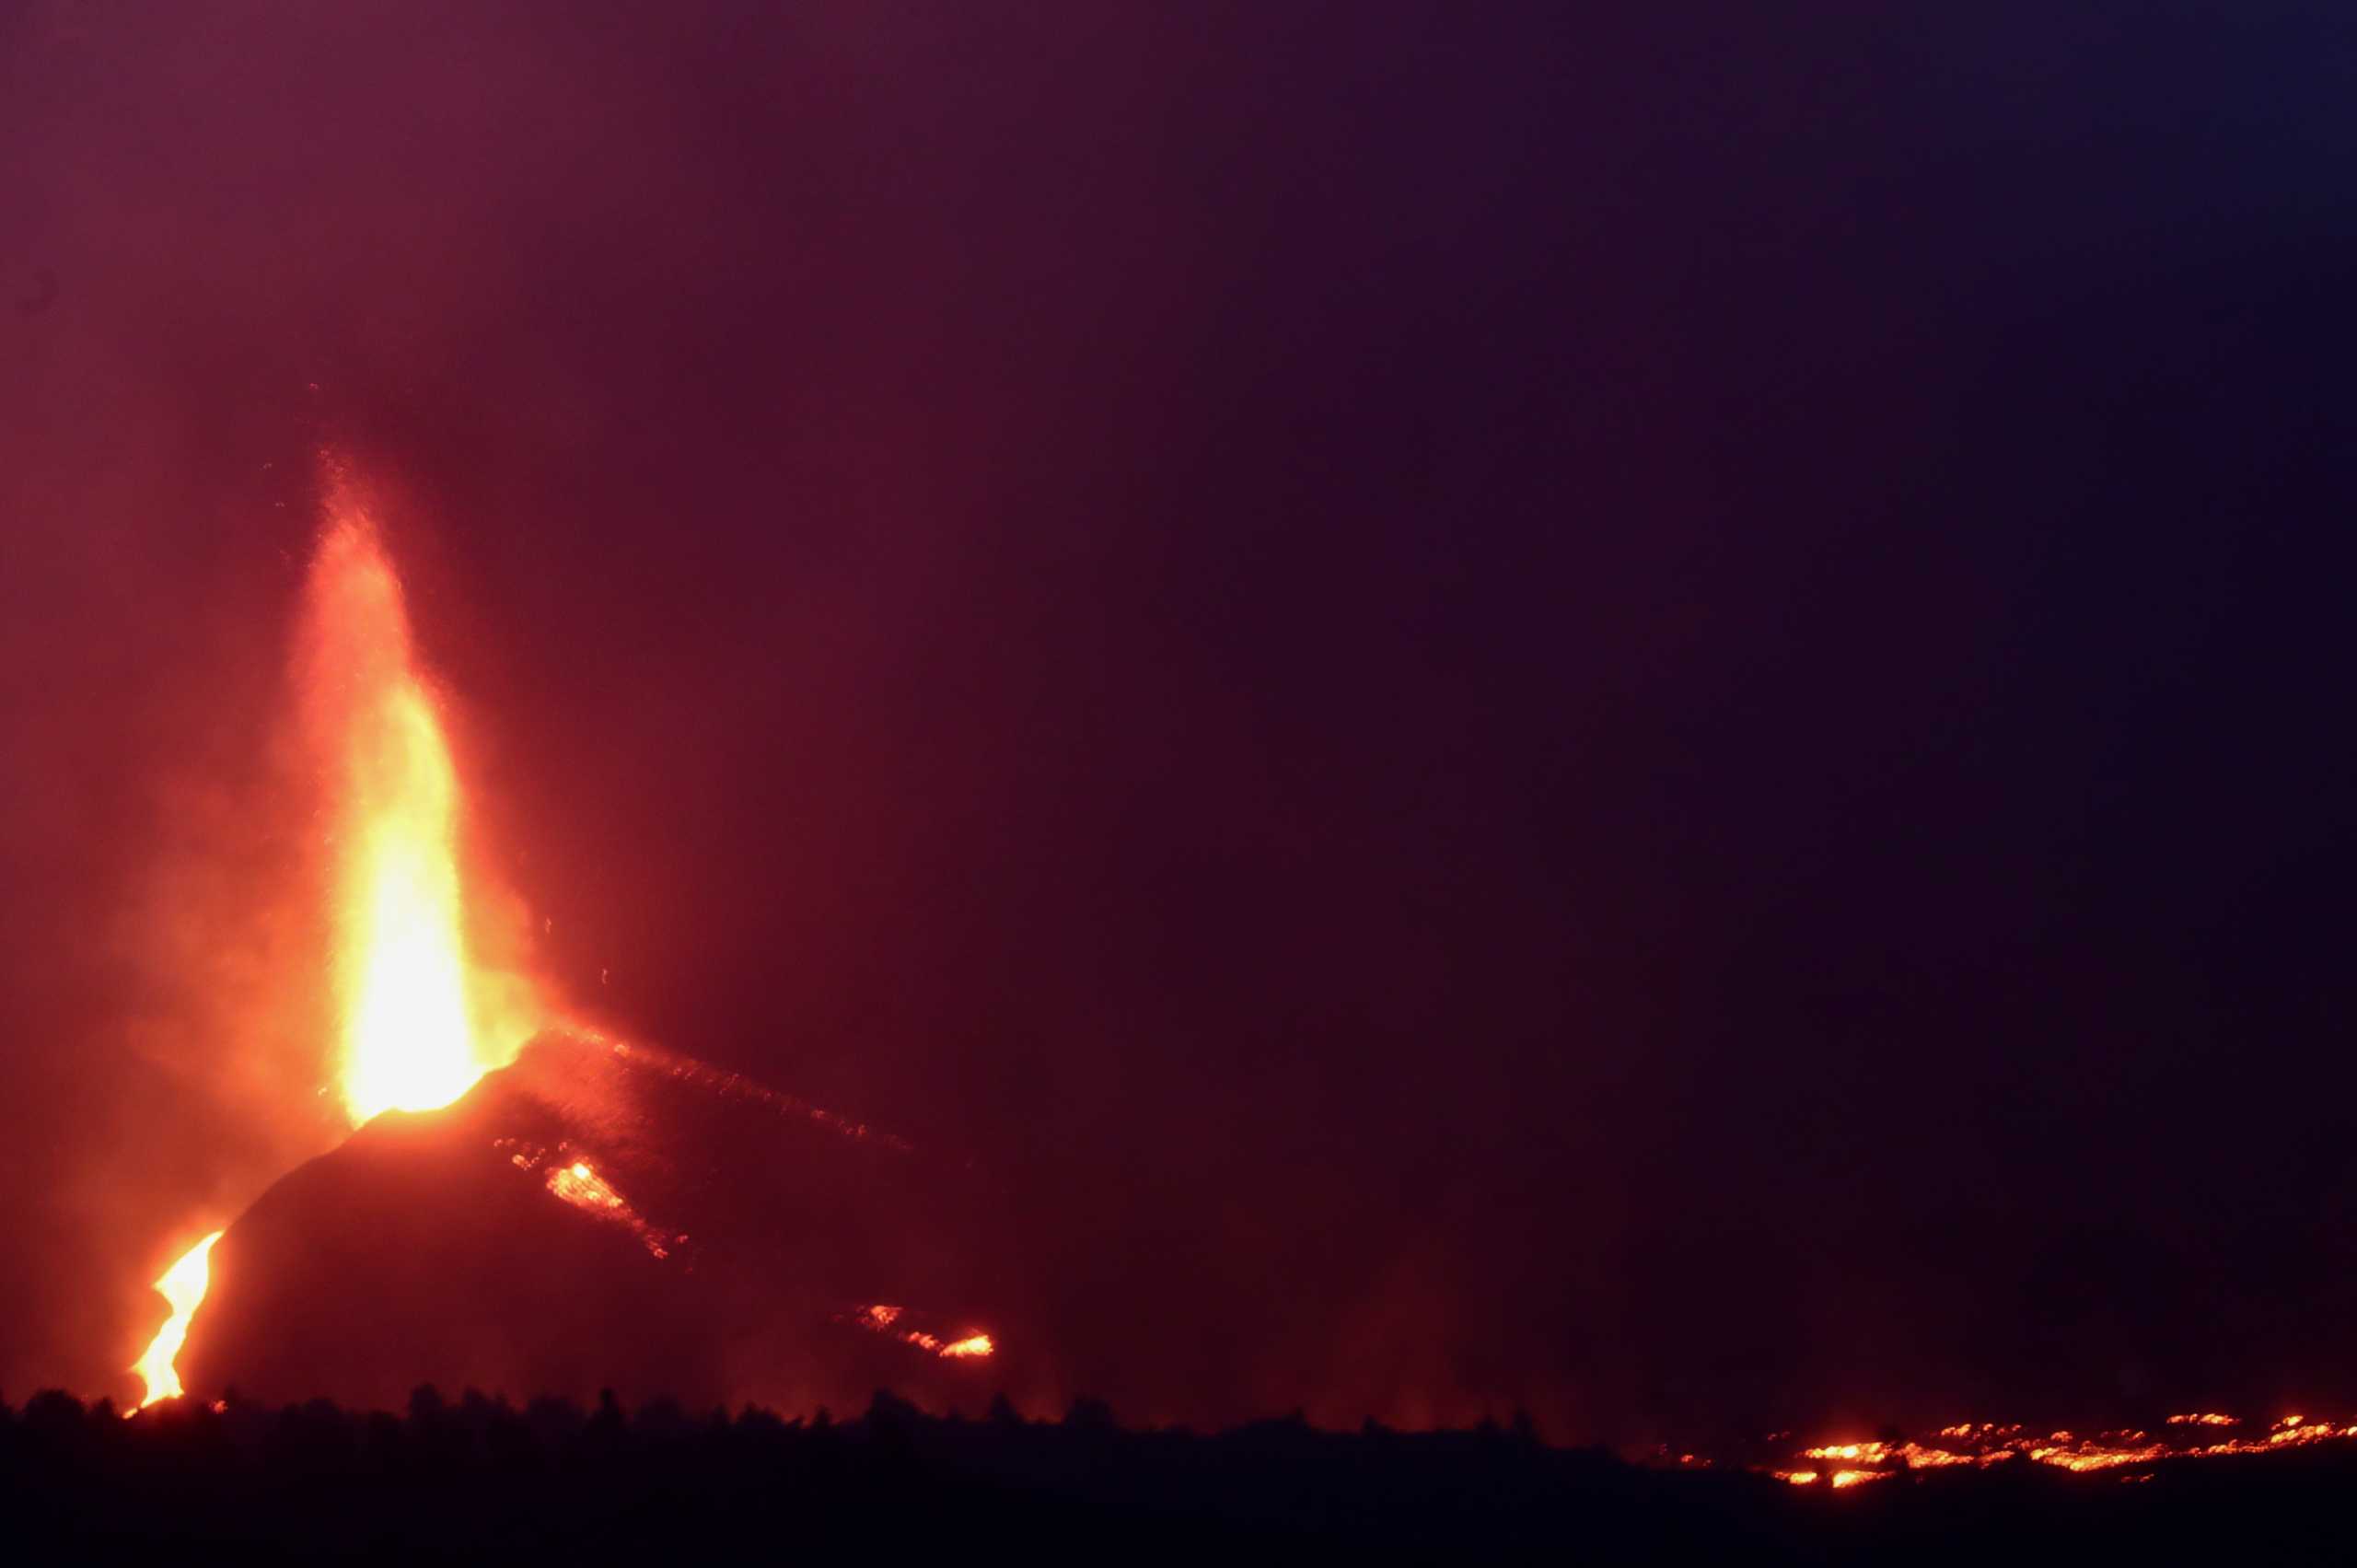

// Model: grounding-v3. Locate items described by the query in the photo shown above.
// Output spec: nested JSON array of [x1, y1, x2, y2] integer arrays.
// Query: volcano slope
[[180, 1031, 1016, 1413]]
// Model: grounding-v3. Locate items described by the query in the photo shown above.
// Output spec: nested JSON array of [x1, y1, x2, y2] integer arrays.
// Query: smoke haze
[[3, 2, 2354, 1436]]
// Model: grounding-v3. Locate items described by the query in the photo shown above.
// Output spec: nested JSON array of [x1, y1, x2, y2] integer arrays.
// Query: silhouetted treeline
[[3, 1388, 2352, 1562]]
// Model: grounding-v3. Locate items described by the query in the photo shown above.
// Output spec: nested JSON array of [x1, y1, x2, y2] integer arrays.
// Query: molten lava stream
[[131, 1233, 223, 1410]]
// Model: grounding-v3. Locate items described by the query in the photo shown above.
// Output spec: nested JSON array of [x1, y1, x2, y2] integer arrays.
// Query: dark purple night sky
[[2, 2, 2353, 1439]]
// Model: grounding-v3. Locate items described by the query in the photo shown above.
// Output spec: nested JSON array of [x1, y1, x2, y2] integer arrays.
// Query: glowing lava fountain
[[131, 1232, 223, 1409], [301, 500, 539, 1126], [129, 490, 540, 1406]]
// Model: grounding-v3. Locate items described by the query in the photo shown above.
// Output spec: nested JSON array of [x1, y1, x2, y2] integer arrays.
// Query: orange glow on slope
[[302, 502, 538, 1125], [130, 1232, 224, 1410]]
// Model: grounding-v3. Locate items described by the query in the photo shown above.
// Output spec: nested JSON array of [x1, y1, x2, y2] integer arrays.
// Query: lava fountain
[[299, 500, 539, 1125], [129, 484, 540, 1404]]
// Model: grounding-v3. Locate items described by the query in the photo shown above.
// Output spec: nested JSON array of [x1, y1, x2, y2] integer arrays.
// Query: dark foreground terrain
[[5, 1389, 2353, 1562]]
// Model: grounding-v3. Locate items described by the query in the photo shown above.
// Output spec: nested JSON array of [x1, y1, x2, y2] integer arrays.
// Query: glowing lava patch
[[850, 1303, 996, 1360], [539, 1156, 679, 1259]]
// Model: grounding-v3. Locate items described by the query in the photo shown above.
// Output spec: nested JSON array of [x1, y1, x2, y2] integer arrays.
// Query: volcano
[[117, 486, 1031, 1420], [180, 1029, 1014, 1413]]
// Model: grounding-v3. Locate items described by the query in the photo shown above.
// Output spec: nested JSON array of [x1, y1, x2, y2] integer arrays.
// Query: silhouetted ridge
[[3, 1388, 2353, 1562], [182, 1032, 1014, 1412]]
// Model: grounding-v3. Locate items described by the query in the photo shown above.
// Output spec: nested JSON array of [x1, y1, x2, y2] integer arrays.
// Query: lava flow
[[130, 1232, 223, 1409], [850, 1304, 995, 1361], [1753, 1411, 2357, 1489], [128, 486, 540, 1407], [536, 1155, 680, 1260]]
